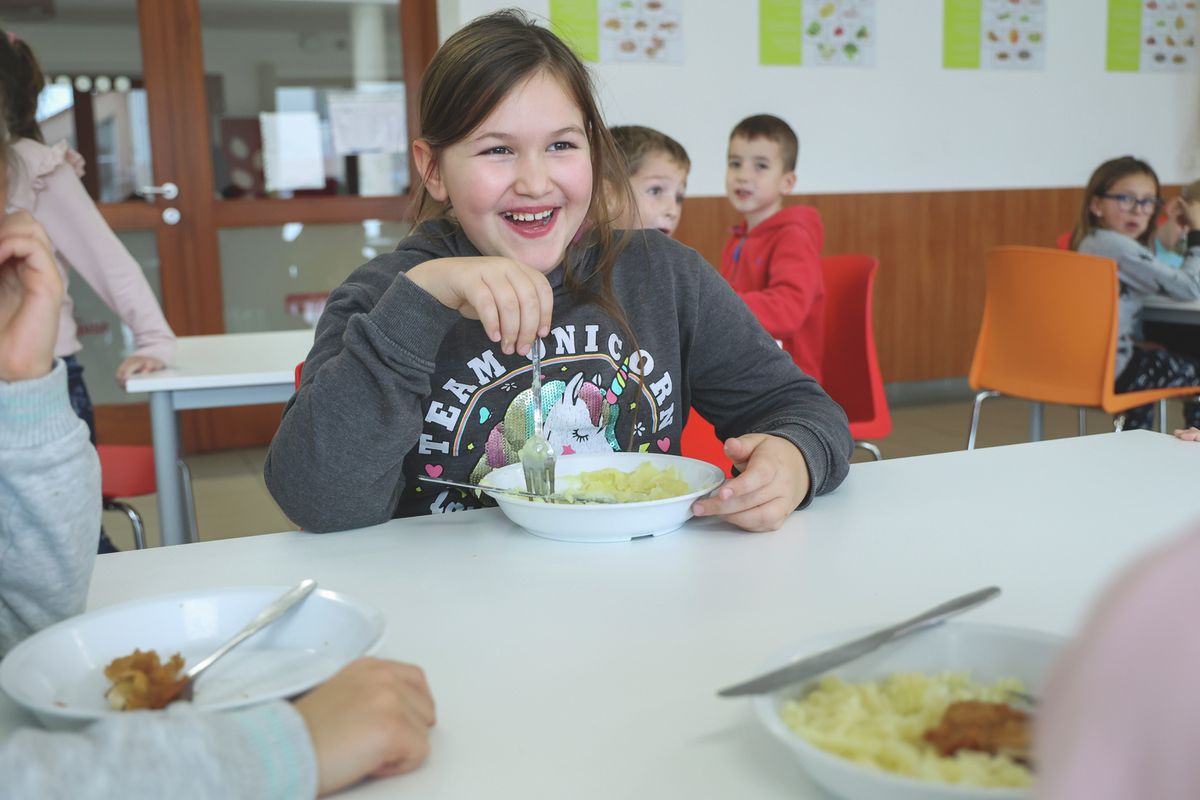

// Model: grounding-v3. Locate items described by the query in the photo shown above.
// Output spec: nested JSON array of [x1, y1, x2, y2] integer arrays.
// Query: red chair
[[820, 254, 892, 460], [681, 413, 733, 476], [98, 445, 197, 549]]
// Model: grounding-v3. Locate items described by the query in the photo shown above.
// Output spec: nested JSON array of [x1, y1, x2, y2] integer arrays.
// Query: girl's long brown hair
[[1070, 156, 1161, 250], [0, 29, 46, 143], [412, 10, 645, 442]]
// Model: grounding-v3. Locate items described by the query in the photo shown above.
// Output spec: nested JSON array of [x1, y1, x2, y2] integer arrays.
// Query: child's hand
[[0, 211, 62, 382], [691, 433, 811, 532], [294, 657, 436, 796], [1174, 427, 1200, 441], [407, 257, 553, 355], [1182, 199, 1200, 229], [115, 355, 166, 388]]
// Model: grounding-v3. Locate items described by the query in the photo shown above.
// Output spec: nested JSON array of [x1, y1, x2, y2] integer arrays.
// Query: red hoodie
[[720, 205, 825, 383]]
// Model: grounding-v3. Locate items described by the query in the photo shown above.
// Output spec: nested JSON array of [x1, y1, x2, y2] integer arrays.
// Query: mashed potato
[[563, 462, 691, 502], [780, 672, 1032, 788]]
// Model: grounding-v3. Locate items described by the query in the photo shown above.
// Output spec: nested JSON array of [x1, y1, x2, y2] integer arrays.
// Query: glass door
[[16, 0, 438, 451]]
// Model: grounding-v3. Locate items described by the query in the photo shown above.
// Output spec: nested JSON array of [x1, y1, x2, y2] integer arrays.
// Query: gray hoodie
[[1077, 228, 1200, 375], [266, 220, 852, 533]]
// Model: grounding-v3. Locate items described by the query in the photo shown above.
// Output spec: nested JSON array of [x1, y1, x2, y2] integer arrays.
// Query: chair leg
[[1078, 408, 1087, 437], [1029, 402, 1044, 442], [1159, 399, 1168, 433], [178, 459, 199, 545], [967, 391, 1000, 450], [104, 499, 146, 550], [854, 441, 883, 461]]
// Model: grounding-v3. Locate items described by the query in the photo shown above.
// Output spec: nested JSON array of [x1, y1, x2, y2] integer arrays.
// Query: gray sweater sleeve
[[671, 242, 852, 505], [0, 360, 98, 654], [265, 261, 463, 532], [0, 700, 318, 800], [1081, 228, 1200, 299]]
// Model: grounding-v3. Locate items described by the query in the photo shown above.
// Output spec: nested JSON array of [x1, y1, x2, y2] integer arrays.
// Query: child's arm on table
[[31, 157, 175, 384], [265, 254, 551, 532], [1, 657, 436, 799], [680, 246, 851, 531]]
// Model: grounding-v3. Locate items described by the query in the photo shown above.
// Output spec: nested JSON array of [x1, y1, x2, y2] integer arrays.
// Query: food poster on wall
[[549, 0, 683, 64], [1107, 0, 1198, 72], [944, 0, 1047, 70], [760, 0, 876, 66]]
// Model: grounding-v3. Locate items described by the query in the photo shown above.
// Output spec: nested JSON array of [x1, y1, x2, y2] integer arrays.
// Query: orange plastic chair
[[97, 445, 197, 549], [820, 254, 892, 460], [966, 246, 1200, 448]]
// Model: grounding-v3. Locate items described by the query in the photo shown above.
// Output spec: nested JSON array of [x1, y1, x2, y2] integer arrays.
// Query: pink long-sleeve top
[[7, 138, 175, 364], [1033, 525, 1200, 798]]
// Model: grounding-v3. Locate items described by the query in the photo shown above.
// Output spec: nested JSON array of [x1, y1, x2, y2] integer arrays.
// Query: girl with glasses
[[1070, 156, 1200, 431]]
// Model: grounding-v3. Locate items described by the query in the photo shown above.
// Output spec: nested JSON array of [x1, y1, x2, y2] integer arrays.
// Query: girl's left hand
[[691, 433, 811, 532], [1174, 427, 1200, 442], [115, 355, 166, 388]]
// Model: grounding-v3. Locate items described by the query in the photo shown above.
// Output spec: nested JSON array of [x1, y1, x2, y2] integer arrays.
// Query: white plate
[[750, 622, 1066, 800], [0, 585, 383, 728], [481, 452, 725, 543]]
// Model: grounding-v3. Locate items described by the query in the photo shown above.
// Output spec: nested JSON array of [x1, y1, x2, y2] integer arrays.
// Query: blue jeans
[[64, 356, 118, 553]]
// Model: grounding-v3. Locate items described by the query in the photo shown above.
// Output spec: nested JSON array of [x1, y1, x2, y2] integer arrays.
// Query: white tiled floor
[[102, 397, 1189, 550]]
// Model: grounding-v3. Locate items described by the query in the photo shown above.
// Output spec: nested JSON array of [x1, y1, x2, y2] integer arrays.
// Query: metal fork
[[170, 579, 317, 705], [520, 339, 555, 496]]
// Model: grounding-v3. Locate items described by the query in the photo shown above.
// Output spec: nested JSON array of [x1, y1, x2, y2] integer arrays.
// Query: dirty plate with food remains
[[0, 585, 382, 729], [480, 452, 725, 543]]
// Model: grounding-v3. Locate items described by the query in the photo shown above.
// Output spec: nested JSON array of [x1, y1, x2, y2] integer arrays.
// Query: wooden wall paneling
[[674, 187, 1087, 384]]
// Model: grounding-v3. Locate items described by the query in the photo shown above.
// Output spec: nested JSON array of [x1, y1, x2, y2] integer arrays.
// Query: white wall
[[438, 0, 1200, 196]]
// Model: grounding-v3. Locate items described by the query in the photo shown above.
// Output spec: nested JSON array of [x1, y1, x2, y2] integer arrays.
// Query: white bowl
[[751, 622, 1066, 800], [0, 585, 383, 729], [481, 452, 725, 543]]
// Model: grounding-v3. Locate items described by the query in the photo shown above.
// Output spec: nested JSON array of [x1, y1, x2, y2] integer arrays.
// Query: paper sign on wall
[[550, 0, 683, 64], [259, 111, 325, 192], [1107, 0, 1198, 72], [944, 0, 1047, 70], [760, 0, 876, 67], [327, 89, 407, 156]]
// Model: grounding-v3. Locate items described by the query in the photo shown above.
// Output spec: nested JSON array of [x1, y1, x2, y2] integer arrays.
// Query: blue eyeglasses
[[1099, 193, 1163, 215]]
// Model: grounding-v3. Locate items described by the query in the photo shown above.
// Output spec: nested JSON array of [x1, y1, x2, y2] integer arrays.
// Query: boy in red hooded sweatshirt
[[721, 114, 825, 383]]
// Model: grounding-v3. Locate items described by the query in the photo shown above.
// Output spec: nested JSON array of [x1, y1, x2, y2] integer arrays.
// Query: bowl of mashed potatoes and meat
[[479, 452, 725, 542], [750, 622, 1064, 800]]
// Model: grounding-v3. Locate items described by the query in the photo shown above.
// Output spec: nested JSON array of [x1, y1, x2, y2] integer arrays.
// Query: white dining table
[[3, 430, 1198, 798], [1141, 295, 1200, 325], [124, 329, 315, 547]]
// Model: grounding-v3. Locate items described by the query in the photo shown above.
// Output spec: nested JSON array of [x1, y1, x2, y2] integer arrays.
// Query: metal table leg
[[149, 391, 186, 547]]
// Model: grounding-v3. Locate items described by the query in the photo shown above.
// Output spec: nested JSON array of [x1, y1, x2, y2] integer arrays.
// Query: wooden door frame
[[96, 0, 440, 449]]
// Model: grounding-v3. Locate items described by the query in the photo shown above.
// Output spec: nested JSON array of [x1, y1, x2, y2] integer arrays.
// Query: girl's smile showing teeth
[[502, 207, 558, 238]]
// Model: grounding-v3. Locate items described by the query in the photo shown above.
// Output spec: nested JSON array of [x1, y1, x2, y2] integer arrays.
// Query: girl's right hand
[[407, 257, 553, 355]]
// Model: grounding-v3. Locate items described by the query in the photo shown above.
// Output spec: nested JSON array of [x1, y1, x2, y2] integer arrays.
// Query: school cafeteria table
[[124, 329, 314, 547], [2, 431, 1198, 798], [1141, 294, 1200, 325]]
